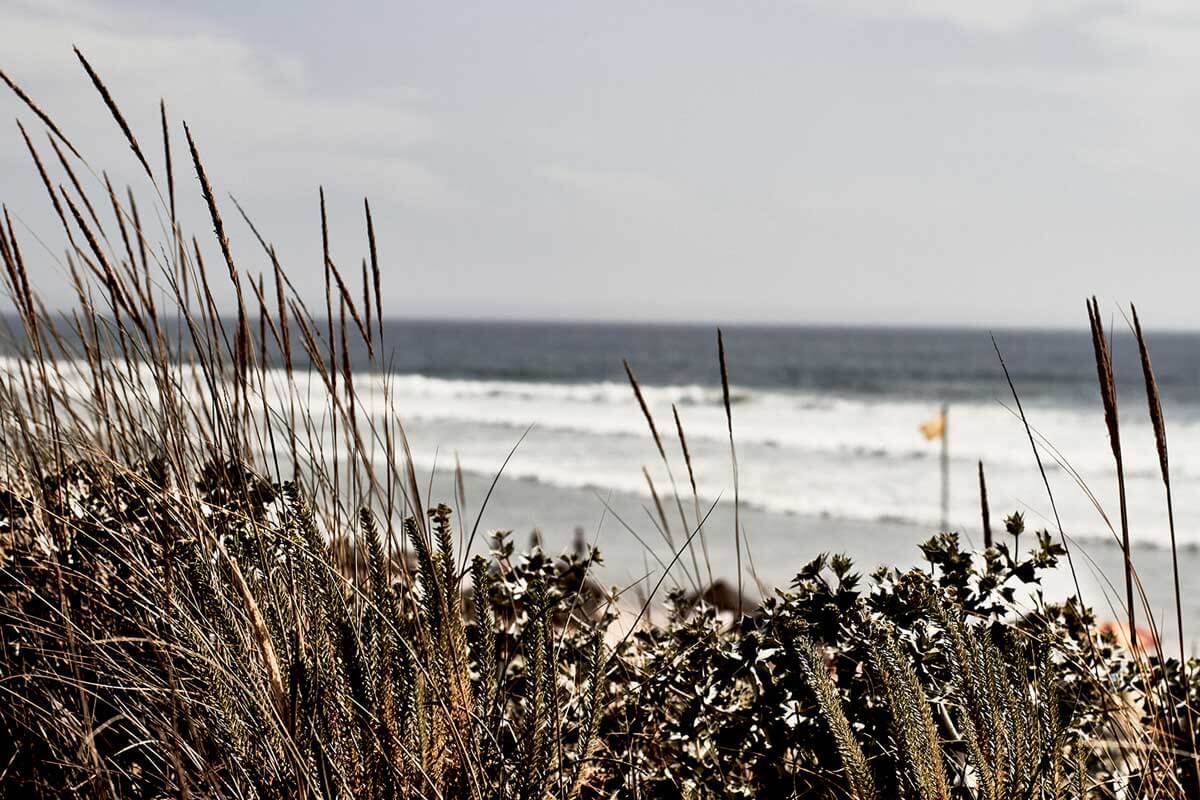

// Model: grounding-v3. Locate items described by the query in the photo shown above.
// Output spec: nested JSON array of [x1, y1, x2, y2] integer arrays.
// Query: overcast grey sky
[[3, 1, 1200, 327]]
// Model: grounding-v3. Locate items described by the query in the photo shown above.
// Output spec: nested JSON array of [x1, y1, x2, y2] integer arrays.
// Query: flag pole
[[940, 403, 949, 531]]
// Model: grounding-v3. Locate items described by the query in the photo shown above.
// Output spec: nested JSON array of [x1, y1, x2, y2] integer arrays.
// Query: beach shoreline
[[445, 467, 1200, 651]]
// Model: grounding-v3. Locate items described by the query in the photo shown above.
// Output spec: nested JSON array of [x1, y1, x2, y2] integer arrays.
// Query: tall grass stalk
[[1087, 297, 1135, 636], [1131, 303, 1198, 789]]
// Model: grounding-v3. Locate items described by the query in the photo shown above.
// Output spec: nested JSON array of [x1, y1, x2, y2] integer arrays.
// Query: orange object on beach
[[1098, 619, 1158, 652]]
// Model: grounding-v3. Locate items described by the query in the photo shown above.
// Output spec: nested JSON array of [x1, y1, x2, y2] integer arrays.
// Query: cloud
[[0, 0, 454, 209], [807, 0, 1100, 34], [0, 0, 466, 311], [817, 0, 1200, 179]]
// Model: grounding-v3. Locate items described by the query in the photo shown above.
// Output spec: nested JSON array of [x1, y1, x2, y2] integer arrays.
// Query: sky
[[2, 0, 1200, 327]]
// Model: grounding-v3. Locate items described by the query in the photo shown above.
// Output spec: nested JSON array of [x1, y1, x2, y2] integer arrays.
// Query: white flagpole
[[940, 403, 949, 531]]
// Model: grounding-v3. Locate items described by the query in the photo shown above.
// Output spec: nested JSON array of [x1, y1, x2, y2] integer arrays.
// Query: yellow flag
[[919, 410, 945, 440]]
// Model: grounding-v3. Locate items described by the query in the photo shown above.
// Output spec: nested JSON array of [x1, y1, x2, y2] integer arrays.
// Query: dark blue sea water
[[369, 320, 1200, 410]]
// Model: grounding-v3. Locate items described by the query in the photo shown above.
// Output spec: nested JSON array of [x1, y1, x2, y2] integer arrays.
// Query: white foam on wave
[[361, 372, 1200, 476], [343, 373, 1200, 547]]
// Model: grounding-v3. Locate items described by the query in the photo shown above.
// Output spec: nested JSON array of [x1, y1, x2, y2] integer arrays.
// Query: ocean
[[12, 317, 1200, 639], [375, 320, 1200, 540], [362, 320, 1200, 640]]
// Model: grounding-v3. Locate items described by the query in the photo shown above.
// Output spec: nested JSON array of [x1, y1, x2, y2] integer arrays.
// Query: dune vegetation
[[1, 53, 1199, 799]]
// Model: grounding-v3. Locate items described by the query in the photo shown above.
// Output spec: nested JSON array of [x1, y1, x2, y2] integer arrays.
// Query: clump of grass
[[0, 51, 614, 798]]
